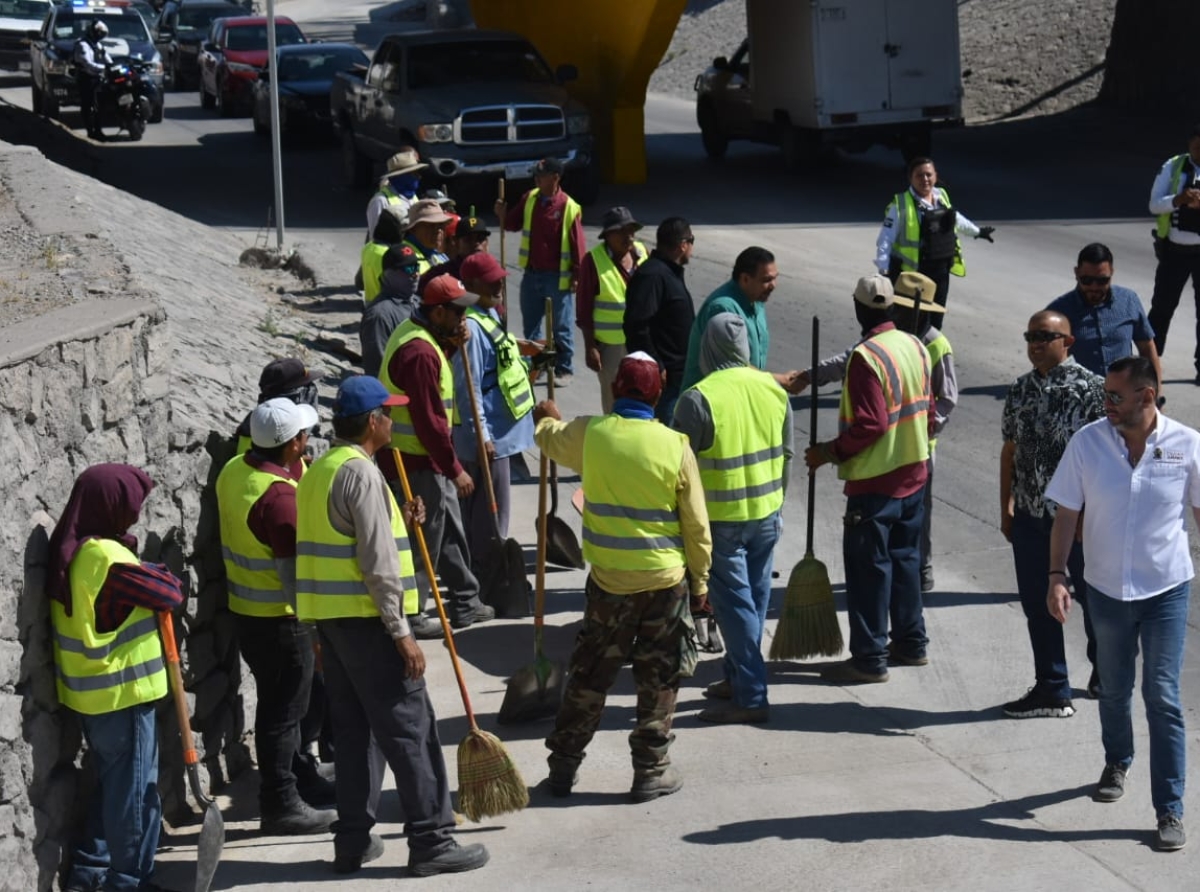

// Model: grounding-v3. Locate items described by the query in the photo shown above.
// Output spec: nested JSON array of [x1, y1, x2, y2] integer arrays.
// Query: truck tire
[[341, 128, 372, 189], [199, 77, 215, 110], [697, 102, 727, 161], [41, 87, 59, 121], [780, 125, 818, 172], [30, 83, 41, 116]]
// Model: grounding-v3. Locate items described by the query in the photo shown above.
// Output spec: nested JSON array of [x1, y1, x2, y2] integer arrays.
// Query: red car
[[197, 15, 306, 116]]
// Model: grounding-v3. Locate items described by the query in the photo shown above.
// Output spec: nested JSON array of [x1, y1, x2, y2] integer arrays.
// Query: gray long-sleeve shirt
[[326, 440, 411, 639]]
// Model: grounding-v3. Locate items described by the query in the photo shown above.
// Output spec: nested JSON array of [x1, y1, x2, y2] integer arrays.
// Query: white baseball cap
[[250, 397, 319, 449]]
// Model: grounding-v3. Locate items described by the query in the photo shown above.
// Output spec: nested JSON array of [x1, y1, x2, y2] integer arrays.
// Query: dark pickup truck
[[331, 29, 597, 203]]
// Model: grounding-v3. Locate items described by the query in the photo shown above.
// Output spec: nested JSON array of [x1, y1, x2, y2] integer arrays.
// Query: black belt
[[1167, 241, 1200, 255]]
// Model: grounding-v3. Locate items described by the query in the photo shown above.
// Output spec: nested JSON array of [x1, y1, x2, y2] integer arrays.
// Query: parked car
[[30, 0, 165, 123], [196, 13, 304, 117], [0, 0, 54, 73], [330, 30, 597, 203], [251, 42, 367, 140], [153, 0, 240, 89]]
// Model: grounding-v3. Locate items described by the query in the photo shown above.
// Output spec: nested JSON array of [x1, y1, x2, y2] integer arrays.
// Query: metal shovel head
[[481, 536, 529, 618], [189, 765, 224, 892], [544, 515, 585, 570], [497, 655, 565, 725]]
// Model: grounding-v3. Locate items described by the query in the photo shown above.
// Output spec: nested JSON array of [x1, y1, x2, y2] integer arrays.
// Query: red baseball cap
[[421, 274, 480, 308], [459, 253, 507, 284]]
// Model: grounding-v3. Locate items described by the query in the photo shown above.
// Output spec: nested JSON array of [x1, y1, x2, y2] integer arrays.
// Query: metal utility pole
[[266, 0, 284, 251]]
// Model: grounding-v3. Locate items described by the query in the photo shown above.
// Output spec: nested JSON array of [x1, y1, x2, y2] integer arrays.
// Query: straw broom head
[[770, 552, 843, 660], [457, 729, 530, 822]]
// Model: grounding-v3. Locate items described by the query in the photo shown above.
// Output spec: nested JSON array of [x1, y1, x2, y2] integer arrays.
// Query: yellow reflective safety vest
[[361, 240, 389, 304], [837, 328, 932, 481], [1156, 154, 1190, 238], [692, 366, 788, 522], [216, 455, 296, 618], [519, 188, 582, 291], [465, 307, 534, 420], [400, 236, 447, 277], [889, 188, 966, 278], [51, 538, 168, 716], [924, 329, 952, 451], [589, 241, 647, 345], [380, 319, 456, 454], [295, 445, 419, 620], [581, 415, 688, 573]]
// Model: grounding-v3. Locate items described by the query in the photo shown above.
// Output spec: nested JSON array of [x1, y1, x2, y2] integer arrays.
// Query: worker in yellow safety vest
[[360, 207, 407, 305], [673, 313, 794, 725], [495, 156, 586, 384], [294, 375, 489, 878], [806, 275, 934, 686], [534, 352, 712, 802], [47, 464, 184, 892], [577, 206, 648, 412], [217, 397, 339, 836], [400, 199, 452, 278]]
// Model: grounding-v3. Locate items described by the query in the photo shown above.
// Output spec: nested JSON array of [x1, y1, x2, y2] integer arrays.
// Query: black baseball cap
[[533, 157, 564, 176], [258, 358, 321, 399]]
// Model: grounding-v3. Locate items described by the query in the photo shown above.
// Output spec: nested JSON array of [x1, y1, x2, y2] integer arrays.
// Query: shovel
[[159, 611, 224, 892], [541, 296, 586, 570], [498, 449, 565, 724], [459, 341, 528, 617]]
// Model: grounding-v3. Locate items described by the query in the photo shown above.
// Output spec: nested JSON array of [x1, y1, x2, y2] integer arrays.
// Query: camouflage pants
[[546, 576, 688, 775]]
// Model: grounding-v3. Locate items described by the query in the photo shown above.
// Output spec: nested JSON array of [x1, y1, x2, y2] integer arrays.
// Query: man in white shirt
[[1045, 356, 1200, 852], [1147, 126, 1200, 383]]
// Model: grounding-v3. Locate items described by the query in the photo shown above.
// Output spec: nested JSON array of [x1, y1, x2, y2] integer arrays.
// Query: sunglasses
[[1077, 275, 1111, 286], [1104, 386, 1149, 405], [1024, 331, 1067, 343], [682, 236, 696, 244]]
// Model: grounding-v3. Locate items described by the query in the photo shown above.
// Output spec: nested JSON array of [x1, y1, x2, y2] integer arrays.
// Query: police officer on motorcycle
[[74, 20, 112, 141]]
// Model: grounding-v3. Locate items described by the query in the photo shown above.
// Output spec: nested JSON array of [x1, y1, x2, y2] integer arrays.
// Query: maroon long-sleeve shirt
[[831, 322, 930, 498], [243, 452, 304, 557], [501, 188, 586, 275], [384, 319, 463, 479], [575, 244, 642, 340]]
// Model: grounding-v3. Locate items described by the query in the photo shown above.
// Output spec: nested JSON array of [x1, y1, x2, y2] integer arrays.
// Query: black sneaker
[[409, 841, 489, 877], [333, 833, 384, 874], [408, 614, 444, 640], [1002, 687, 1075, 719], [1094, 764, 1128, 802], [1155, 814, 1186, 851], [451, 603, 496, 630], [260, 801, 335, 836]]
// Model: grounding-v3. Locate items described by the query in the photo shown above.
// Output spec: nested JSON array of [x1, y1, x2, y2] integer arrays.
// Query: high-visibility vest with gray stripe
[[295, 446, 419, 620], [51, 538, 168, 716], [589, 241, 646, 345], [361, 240, 389, 305], [216, 454, 295, 618], [519, 188, 581, 292], [581, 415, 688, 573], [465, 307, 534, 420], [691, 366, 788, 522], [1156, 154, 1190, 239], [837, 328, 932, 481], [380, 319, 456, 455], [889, 188, 965, 278], [924, 329, 952, 451]]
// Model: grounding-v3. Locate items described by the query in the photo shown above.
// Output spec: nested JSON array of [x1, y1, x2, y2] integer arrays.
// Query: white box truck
[[694, 0, 963, 165]]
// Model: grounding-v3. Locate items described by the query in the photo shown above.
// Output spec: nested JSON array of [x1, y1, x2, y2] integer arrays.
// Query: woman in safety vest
[[875, 156, 996, 318], [47, 464, 184, 892]]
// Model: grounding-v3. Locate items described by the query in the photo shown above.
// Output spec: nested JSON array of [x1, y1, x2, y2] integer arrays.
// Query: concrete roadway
[[3, 5, 1199, 888]]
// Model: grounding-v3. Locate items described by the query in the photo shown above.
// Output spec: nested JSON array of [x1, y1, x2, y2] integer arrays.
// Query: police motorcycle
[[93, 54, 158, 140]]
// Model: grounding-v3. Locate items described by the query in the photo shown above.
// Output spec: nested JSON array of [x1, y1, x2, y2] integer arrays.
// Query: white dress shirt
[[1148, 155, 1200, 246], [874, 187, 981, 274], [1045, 413, 1200, 601]]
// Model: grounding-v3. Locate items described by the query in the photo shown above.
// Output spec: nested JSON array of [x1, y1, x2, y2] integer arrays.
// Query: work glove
[[975, 226, 996, 243]]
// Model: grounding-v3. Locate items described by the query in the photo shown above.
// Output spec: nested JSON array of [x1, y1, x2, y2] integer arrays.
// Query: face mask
[[381, 267, 417, 297], [388, 174, 421, 198]]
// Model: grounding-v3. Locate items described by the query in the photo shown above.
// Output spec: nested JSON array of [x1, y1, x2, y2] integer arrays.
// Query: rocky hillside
[[649, 0, 1116, 121]]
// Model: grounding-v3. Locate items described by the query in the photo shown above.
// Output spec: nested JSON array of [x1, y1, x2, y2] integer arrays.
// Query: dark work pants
[[76, 73, 99, 133], [921, 454, 935, 576], [843, 488, 927, 674], [402, 466, 482, 624], [235, 614, 314, 813], [1010, 509, 1094, 698], [1148, 244, 1200, 374], [317, 618, 455, 858]]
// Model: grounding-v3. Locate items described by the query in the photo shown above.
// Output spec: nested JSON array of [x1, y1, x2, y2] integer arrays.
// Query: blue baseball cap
[[334, 376, 409, 418]]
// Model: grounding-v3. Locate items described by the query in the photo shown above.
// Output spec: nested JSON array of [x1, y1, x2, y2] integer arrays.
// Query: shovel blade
[[498, 657, 565, 725], [481, 537, 530, 618], [543, 515, 585, 570], [194, 802, 224, 892]]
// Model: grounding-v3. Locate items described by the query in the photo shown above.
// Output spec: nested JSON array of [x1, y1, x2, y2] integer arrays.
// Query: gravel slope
[[649, 0, 1116, 122]]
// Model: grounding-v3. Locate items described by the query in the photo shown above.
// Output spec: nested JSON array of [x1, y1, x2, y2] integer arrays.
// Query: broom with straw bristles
[[392, 448, 529, 821], [770, 316, 844, 660]]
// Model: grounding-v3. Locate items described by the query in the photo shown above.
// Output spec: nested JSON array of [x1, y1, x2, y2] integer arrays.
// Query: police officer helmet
[[90, 20, 109, 40]]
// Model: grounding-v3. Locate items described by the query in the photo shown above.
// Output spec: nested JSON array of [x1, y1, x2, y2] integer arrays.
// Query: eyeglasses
[[1077, 275, 1111, 286], [1104, 386, 1149, 405], [1023, 331, 1067, 343]]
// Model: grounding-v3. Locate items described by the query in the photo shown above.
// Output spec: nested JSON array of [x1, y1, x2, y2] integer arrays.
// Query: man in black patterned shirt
[[1000, 310, 1105, 718]]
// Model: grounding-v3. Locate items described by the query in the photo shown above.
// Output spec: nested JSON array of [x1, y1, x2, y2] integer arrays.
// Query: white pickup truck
[[0, 0, 53, 72]]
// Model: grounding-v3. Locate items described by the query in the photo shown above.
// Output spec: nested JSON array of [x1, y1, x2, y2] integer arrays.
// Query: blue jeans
[[520, 269, 574, 375], [1088, 581, 1189, 819], [67, 702, 162, 892], [1010, 509, 1091, 698], [842, 488, 926, 674], [708, 512, 782, 709]]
